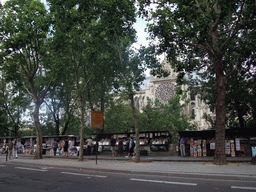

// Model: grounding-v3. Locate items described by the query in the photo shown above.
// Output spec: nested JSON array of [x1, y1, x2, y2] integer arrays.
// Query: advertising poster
[[203, 140, 207, 157], [91, 110, 103, 129], [210, 140, 215, 150], [197, 140, 202, 157], [235, 138, 240, 151], [194, 140, 198, 157], [225, 141, 231, 155], [252, 146, 256, 158], [231, 140, 235, 157], [190, 139, 194, 157]]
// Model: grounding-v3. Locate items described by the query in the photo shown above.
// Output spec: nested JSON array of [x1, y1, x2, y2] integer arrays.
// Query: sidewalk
[[34, 153, 252, 163], [1, 154, 255, 177]]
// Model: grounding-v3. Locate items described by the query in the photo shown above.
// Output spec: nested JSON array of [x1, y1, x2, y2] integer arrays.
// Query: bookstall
[[179, 127, 256, 157], [91, 131, 171, 155]]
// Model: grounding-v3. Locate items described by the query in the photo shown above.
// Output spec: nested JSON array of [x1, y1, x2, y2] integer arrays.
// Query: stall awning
[[179, 127, 256, 138]]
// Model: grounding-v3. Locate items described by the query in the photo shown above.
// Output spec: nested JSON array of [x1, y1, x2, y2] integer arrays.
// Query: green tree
[[48, 0, 137, 161], [0, 0, 55, 159], [0, 77, 30, 137], [104, 101, 147, 133], [115, 44, 151, 162], [142, 93, 196, 143], [43, 79, 78, 136], [139, 0, 256, 165]]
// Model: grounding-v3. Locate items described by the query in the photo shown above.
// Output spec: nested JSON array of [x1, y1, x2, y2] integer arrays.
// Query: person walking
[[68, 138, 73, 156], [110, 136, 116, 157], [132, 138, 136, 159], [13, 141, 18, 159], [63, 138, 69, 157], [7, 140, 14, 160], [180, 136, 186, 157], [125, 137, 134, 158], [86, 137, 92, 156], [52, 139, 58, 156], [118, 138, 123, 156]]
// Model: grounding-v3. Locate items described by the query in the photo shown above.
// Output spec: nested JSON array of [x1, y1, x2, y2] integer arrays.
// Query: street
[[1, 162, 256, 192]]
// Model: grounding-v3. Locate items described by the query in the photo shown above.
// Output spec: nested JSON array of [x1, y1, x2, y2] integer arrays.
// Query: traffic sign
[[91, 110, 103, 129]]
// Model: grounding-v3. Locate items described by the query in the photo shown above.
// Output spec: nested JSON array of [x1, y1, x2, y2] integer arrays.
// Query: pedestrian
[[125, 137, 134, 158], [86, 137, 92, 156], [110, 136, 116, 157], [52, 139, 58, 156], [63, 138, 68, 157], [58, 140, 63, 155], [68, 138, 73, 156], [180, 136, 186, 157], [7, 139, 14, 159], [132, 138, 136, 159], [118, 138, 123, 156], [13, 141, 18, 159], [23, 141, 28, 154], [0, 144, 4, 154]]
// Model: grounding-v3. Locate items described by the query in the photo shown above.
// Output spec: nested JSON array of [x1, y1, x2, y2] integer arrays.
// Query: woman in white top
[[13, 141, 18, 159]]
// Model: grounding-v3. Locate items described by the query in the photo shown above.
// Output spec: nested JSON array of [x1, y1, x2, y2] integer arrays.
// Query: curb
[[41, 155, 253, 163], [6, 159, 256, 180]]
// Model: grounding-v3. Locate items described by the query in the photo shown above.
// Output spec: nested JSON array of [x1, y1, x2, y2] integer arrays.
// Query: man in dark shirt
[[52, 139, 58, 156], [110, 136, 116, 157]]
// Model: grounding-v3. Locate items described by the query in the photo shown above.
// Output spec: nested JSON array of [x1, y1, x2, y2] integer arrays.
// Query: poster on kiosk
[[252, 147, 256, 158], [190, 139, 194, 157]]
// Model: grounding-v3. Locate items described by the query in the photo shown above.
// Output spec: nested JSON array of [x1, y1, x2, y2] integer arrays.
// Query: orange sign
[[91, 110, 103, 129]]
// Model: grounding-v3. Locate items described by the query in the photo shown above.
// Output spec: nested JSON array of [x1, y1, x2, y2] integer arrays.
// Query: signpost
[[91, 110, 103, 165]]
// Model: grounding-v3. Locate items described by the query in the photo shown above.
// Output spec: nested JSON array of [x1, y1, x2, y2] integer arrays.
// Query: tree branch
[[39, 75, 54, 101], [195, 0, 206, 17], [22, 82, 33, 97]]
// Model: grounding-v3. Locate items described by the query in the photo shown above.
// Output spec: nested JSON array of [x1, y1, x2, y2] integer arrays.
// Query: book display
[[190, 139, 194, 157], [202, 140, 207, 157], [197, 140, 202, 157]]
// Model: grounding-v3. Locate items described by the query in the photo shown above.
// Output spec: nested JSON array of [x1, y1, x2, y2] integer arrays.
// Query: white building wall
[[134, 60, 215, 130]]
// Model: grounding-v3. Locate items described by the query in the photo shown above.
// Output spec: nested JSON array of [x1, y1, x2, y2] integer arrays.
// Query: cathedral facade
[[134, 60, 215, 130]]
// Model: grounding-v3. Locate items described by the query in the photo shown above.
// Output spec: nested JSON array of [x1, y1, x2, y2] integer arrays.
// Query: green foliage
[[139, 0, 256, 163], [0, 76, 31, 137], [19, 128, 36, 137], [104, 91, 196, 143], [104, 102, 145, 133], [0, 0, 53, 103], [142, 94, 196, 143]]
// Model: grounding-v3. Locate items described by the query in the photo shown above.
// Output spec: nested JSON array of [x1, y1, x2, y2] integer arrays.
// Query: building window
[[190, 93, 195, 101], [191, 109, 195, 119], [137, 102, 140, 109]]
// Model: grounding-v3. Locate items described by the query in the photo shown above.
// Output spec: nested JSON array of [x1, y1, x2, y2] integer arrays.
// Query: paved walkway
[[1, 154, 255, 177]]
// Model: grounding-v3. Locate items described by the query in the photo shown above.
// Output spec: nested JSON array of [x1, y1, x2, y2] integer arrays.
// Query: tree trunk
[[34, 101, 43, 159], [79, 95, 85, 161], [61, 118, 70, 135], [214, 68, 227, 165], [130, 93, 140, 163], [234, 99, 245, 129], [55, 115, 60, 136]]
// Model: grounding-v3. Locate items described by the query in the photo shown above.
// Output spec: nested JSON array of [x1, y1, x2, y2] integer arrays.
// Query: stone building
[[134, 60, 215, 130]]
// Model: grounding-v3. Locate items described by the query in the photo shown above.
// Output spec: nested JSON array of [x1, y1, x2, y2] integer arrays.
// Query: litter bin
[[251, 141, 256, 165]]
